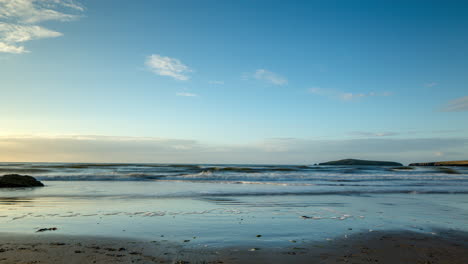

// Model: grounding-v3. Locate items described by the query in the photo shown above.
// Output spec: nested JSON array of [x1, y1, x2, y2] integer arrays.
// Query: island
[[319, 158, 403, 166], [0, 174, 44, 188], [409, 160, 468, 167]]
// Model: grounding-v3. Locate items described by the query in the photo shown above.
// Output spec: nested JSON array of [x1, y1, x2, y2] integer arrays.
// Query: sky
[[0, 0, 467, 164]]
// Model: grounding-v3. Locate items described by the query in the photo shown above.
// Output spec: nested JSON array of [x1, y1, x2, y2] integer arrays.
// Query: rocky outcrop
[[0, 174, 44, 188], [409, 160, 468, 167], [319, 159, 402, 166]]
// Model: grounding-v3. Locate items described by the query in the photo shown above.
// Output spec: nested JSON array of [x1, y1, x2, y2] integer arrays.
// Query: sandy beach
[[1, 229, 467, 264], [1, 164, 468, 263]]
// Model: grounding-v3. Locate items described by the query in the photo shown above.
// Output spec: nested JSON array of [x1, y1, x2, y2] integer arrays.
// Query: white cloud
[[0, 23, 62, 43], [176, 92, 198, 97], [48, 0, 84, 12], [146, 54, 192, 81], [442, 96, 468, 112], [0, 0, 82, 23], [0, 0, 82, 54], [244, 69, 287, 86], [308, 87, 391, 101], [425, 82, 438, 88], [0, 41, 25, 53]]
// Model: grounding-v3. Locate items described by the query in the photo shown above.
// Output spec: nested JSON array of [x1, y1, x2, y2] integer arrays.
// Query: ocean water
[[1, 163, 468, 247]]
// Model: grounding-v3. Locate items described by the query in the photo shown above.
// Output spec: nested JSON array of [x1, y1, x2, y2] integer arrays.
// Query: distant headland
[[318, 159, 403, 166], [409, 160, 468, 167], [318, 158, 468, 167]]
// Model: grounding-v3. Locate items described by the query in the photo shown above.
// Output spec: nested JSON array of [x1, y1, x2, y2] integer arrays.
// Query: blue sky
[[0, 0, 467, 164]]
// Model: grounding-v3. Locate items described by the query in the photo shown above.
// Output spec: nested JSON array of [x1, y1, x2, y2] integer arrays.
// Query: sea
[[1, 163, 468, 247]]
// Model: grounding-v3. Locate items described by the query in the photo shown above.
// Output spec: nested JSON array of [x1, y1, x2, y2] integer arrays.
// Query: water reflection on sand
[[1, 181, 467, 247]]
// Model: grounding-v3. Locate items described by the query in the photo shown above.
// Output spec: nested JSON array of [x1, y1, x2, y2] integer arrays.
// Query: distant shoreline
[[409, 160, 468, 167], [318, 159, 468, 167]]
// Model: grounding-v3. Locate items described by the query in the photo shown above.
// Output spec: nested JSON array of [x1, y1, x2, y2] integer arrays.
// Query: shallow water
[[1, 163, 468, 247]]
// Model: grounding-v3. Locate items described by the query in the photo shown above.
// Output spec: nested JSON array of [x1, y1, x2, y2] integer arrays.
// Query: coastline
[[1, 229, 467, 263], [1, 163, 468, 263]]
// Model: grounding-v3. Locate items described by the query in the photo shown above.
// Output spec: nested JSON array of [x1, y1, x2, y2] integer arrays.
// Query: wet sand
[[1, 229, 467, 264]]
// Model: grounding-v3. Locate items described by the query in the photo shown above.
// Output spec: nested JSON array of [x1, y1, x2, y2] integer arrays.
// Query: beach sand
[[1, 230, 467, 264]]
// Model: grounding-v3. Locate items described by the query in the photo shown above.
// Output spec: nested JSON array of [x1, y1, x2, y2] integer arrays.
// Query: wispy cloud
[[441, 96, 468, 112], [176, 92, 198, 97], [308, 87, 391, 101], [243, 69, 288, 86], [0, 23, 62, 45], [146, 54, 192, 81], [0, 0, 83, 54], [254, 69, 287, 85], [349, 131, 399, 137], [0, 0, 82, 23], [425, 82, 438, 88]]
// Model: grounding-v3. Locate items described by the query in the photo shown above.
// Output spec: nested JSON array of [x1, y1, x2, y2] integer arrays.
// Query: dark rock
[[319, 159, 402, 166], [36, 227, 57, 232], [0, 174, 44, 188], [50, 242, 66, 246]]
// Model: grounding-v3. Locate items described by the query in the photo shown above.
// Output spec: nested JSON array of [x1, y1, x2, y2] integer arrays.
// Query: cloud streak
[[0, 0, 82, 54], [0, 135, 466, 164], [243, 69, 287, 86], [146, 54, 192, 81], [308, 87, 391, 101], [442, 96, 468, 112], [349, 131, 399, 137], [254, 69, 288, 85], [176, 92, 198, 97], [0, 23, 62, 43]]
